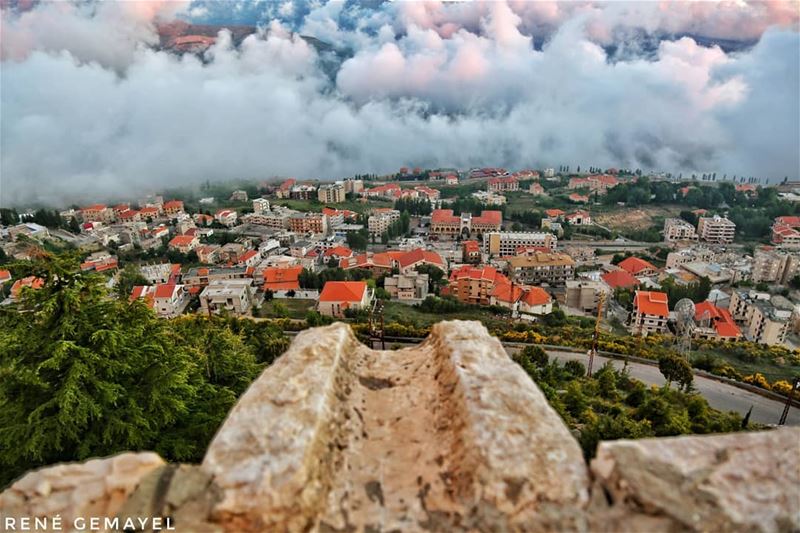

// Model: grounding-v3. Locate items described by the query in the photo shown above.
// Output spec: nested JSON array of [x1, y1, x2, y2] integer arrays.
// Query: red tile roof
[[323, 246, 354, 258], [696, 301, 741, 338], [634, 291, 669, 317], [163, 200, 184, 210], [618, 256, 657, 276], [491, 282, 524, 304], [601, 270, 639, 289], [0, 270, 11, 283], [473, 210, 502, 225], [431, 209, 460, 224], [319, 281, 367, 302], [10, 276, 44, 299], [396, 248, 445, 269], [263, 266, 303, 291], [463, 240, 480, 253], [169, 235, 197, 247], [154, 283, 179, 299], [545, 209, 565, 218], [521, 286, 551, 306]]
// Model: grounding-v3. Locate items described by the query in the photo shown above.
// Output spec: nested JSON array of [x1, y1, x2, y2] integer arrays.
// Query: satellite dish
[[674, 298, 696, 355]]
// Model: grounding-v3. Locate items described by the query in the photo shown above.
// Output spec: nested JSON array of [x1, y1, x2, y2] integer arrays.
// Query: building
[[0, 270, 11, 286], [368, 210, 400, 237], [318, 183, 345, 204], [529, 183, 545, 196], [697, 215, 736, 244], [693, 301, 741, 340], [80, 204, 113, 223], [395, 248, 446, 274], [663, 218, 698, 242], [471, 190, 507, 205], [567, 174, 619, 193], [275, 178, 296, 199], [262, 266, 303, 292], [339, 252, 395, 276], [487, 176, 519, 192], [751, 248, 800, 284], [565, 210, 591, 226], [363, 183, 401, 198], [771, 216, 800, 248], [617, 257, 658, 277], [323, 246, 354, 263], [414, 186, 440, 201], [183, 266, 247, 288], [384, 272, 429, 302], [253, 198, 270, 215], [230, 190, 249, 202], [429, 209, 502, 239], [601, 270, 640, 291], [163, 200, 184, 217], [462, 240, 481, 264], [168, 234, 199, 254], [7, 223, 49, 241], [343, 179, 364, 194], [483, 231, 557, 256], [565, 280, 609, 313], [631, 290, 669, 334], [289, 213, 328, 235], [506, 252, 575, 286], [728, 290, 791, 345], [490, 284, 553, 319], [446, 265, 510, 306], [153, 283, 186, 318], [665, 248, 715, 269], [568, 193, 589, 203], [196, 244, 221, 264], [318, 281, 372, 317], [200, 279, 255, 316], [9, 276, 44, 301], [140, 263, 177, 284]]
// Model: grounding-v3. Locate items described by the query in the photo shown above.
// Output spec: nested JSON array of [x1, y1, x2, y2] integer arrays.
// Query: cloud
[[0, 0, 798, 206]]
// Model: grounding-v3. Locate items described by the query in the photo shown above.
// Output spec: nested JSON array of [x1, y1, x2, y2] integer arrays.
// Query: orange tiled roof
[[323, 246, 353, 258], [634, 291, 669, 317], [0, 270, 11, 283], [601, 270, 639, 289], [169, 235, 197, 247], [396, 248, 445, 269], [521, 286, 551, 306], [319, 281, 367, 302], [154, 283, 178, 299], [618, 256, 657, 276], [263, 266, 303, 291]]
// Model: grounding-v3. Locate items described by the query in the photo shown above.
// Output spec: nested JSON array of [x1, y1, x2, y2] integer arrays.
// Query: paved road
[[541, 350, 799, 426]]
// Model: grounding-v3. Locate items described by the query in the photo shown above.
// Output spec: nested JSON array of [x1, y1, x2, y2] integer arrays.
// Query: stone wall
[[1, 321, 798, 532]]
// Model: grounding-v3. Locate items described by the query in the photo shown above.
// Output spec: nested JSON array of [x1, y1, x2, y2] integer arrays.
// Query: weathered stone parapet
[[0, 452, 164, 533], [589, 428, 800, 533], [1, 321, 798, 533]]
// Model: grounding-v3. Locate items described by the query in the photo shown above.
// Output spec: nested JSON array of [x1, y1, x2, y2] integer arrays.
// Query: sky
[[1, 0, 799, 206]]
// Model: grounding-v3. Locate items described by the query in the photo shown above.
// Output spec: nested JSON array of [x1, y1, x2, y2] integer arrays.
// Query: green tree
[[658, 354, 694, 391], [115, 263, 149, 298]]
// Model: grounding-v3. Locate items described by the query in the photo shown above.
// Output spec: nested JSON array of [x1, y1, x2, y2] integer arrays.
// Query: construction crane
[[587, 291, 606, 376]]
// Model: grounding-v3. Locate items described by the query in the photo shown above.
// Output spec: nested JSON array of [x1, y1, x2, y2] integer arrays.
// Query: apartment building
[[771, 216, 800, 248], [289, 212, 328, 235], [168, 235, 199, 254], [253, 198, 270, 214], [199, 279, 255, 316], [368, 209, 400, 237], [565, 280, 609, 313], [487, 176, 519, 192], [317, 183, 345, 204], [163, 200, 184, 217], [183, 266, 247, 289], [430, 210, 502, 239], [506, 252, 575, 286], [230, 190, 249, 202], [343, 178, 364, 195], [663, 218, 698, 242], [462, 240, 482, 264], [567, 174, 619, 193], [445, 265, 510, 306], [215, 209, 238, 227], [631, 290, 669, 334], [483, 231, 557, 256], [80, 204, 114, 223], [697, 215, 736, 244], [751, 248, 800, 284], [384, 272, 429, 302], [665, 248, 715, 269], [728, 290, 791, 345]]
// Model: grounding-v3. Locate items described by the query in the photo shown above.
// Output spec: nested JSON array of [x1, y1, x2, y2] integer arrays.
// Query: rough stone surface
[[0, 452, 164, 532], [590, 428, 800, 533], [202, 321, 590, 531], [1, 322, 798, 533]]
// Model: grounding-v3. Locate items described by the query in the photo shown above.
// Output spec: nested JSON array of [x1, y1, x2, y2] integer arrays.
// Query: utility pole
[[587, 291, 606, 376], [778, 377, 800, 426]]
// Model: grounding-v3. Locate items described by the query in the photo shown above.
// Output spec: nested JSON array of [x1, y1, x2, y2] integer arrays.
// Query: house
[[693, 301, 741, 340], [601, 270, 640, 290], [617, 257, 658, 277], [237, 249, 261, 268], [263, 266, 303, 292], [79, 204, 113, 223], [215, 210, 238, 227], [323, 246, 354, 263], [663, 218, 698, 242], [490, 283, 553, 319], [10, 276, 44, 300], [384, 272, 429, 302], [568, 193, 589, 204], [318, 281, 372, 317], [429, 209, 502, 239], [565, 210, 591, 226], [462, 240, 481, 264], [116, 209, 141, 223], [200, 279, 255, 316], [487, 176, 519, 192], [7, 223, 49, 241], [230, 190, 249, 202], [363, 183, 401, 198], [565, 280, 609, 313], [544, 209, 565, 220], [163, 200, 185, 216], [395, 248, 446, 273], [153, 283, 186, 318], [631, 290, 669, 334], [196, 244, 222, 265], [529, 183, 545, 196], [771, 216, 800, 248], [139, 207, 160, 220], [0, 270, 11, 286], [568, 174, 619, 193], [168, 235, 199, 254], [80, 253, 118, 273]]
